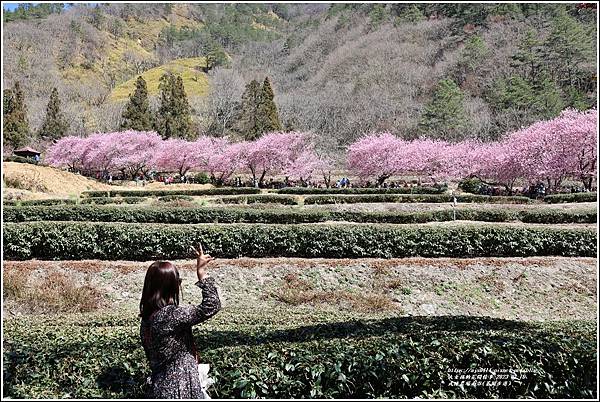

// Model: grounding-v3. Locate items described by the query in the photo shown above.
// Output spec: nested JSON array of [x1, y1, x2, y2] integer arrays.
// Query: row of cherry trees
[[45, 109, 596, 190], [347, 109, 597, 191], [45, 131, 330, 186]]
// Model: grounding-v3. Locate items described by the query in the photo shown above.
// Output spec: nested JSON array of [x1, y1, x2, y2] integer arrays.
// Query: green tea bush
[[3, 221, 595, 260], [157, 195, 194, 202], [2, 198, 77, 207], [3, 205, 596, 225], [79, 197, 147, 205], [217, 195, 299, 205], [276, 186, 447, 195], [3, 312, 596, 398], [303, 194, 532, 204], [520, 209, 597, 224], [544, 192, 597, 203], [81, 187, 260, 198]]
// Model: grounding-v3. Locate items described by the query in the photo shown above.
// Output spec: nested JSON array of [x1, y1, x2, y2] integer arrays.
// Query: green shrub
[[458, 177, 487, 194], [2, 311, 596, 398], [82, 191, 110, 198], [544, 192, 597, 203], [79, 197, 147, 205], [192, 172, 211, 184], [520, 209, 597, 224], [276, 186, 447, 195], [3, 198, 77, 207], [217, 195, 299, 205], [304, 194, 532, 204], [157, 195, 194, 202], [3, 221, 595, 260], [81, 187, 260, 198], [3, 205, 596, 225]]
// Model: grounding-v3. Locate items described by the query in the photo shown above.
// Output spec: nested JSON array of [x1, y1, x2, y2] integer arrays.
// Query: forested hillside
[[2, 3, 597, 151]]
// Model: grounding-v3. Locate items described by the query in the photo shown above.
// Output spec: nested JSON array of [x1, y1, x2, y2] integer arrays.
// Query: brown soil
[[2, 162, 215, 200]]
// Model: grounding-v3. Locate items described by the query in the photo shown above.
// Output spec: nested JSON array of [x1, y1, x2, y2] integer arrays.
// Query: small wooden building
[[13, 147, 41, 159]]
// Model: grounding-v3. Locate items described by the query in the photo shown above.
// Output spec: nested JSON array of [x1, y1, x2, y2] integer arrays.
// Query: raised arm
[[171, 276, 221, 328]]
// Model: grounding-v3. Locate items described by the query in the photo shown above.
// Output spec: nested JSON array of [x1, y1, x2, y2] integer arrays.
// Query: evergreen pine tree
[[510, 29, 545, 83], [3, 82, 30, 149], [256, 77, 282, 135], [236, 79, 262, 140], [40, 87, 68, 141], [155, 72, 194, 140], [396, 5, 425, 23], [545, 7, 594, 87], [419, 79, 468, 140], [120, 76, 154, 131], [171, 75, 194, 140], [155, 72, 175, 139]]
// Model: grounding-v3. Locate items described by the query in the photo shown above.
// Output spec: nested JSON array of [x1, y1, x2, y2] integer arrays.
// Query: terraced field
[[2, 187, 598, 398]]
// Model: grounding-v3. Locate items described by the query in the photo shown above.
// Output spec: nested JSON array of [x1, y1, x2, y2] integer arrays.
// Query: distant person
[[108, 175, 113, 185], [140, 244, 220, 399]]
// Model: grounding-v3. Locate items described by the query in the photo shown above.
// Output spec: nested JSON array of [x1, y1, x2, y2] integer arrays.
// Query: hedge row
[[217, 195, 299, 205], [157, 195, 194, 202], [2, 198, 76, 207], [81, 187, 261, 198], [3, 312, 596, 398], [80, 197, 148, 205], [3, 222, 595, 260], [544, 192, 597, 203], [3, 205, 597, 225], [276, 186, 447, 195], [303, 194, 533, 204]]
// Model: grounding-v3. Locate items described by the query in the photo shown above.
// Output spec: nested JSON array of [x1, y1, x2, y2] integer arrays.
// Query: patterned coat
[[140, 277, 221, 399]]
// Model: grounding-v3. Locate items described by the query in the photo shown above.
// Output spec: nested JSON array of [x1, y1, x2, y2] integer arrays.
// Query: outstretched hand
[[190, 243, 214, 281]]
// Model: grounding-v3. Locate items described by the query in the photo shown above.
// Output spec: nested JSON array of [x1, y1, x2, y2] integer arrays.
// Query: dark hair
[[139, 261, 182, 320]]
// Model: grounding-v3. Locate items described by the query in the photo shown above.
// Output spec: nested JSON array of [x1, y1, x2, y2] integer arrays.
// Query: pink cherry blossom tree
[[153, 138, 204, 177], [111, 131, 162, 178], [204, 138, 245, 185], [240, 132, 307, 187], [346, 132, 404, 185], [45, 136, 93, 172]]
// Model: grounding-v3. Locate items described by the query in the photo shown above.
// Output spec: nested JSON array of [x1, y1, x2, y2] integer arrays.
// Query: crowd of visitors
[[93, 170, 594, 194]]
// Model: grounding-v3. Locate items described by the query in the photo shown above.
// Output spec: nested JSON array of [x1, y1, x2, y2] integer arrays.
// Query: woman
[[139, 244, 221, 399]]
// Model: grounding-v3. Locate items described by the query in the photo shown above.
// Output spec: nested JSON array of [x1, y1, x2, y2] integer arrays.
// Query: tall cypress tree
[[419, 79, 468, 141], [171, 75, 194, 139], [155, 72, 175, 139], [40, 87, 68, 141], [3, 82, 30, 149], [256, 76, 281, 135], [155, 72, 194, 140], [236, 79, 262, 140], [120, 76, 154, 131]]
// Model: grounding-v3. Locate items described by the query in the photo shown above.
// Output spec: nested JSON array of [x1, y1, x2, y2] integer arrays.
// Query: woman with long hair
[[139, 244, 220, 399]]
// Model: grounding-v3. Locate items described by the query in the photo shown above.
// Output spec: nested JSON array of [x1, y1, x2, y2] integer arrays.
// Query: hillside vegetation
[[110, 57, 209, 101], [2, 3, 597, 148]]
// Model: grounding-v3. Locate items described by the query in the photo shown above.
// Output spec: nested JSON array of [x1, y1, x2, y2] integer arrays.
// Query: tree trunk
[[377, 175, 390, 186], [259, 170, 267, 187]]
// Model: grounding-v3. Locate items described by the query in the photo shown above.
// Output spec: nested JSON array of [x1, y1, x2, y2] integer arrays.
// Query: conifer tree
[[120, 76, 154, 131], [40, 87, 68, 141], [3, 82, 30, 149], [155, 72, 194, 140], [236, 79, 262, 140], [171, 75, 194, 139], [256, 76, 281, 135], [419, 79, 468, 141]]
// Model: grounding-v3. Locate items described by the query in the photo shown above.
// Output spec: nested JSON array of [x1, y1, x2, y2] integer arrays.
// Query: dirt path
[[4, 257, 596, 321]]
